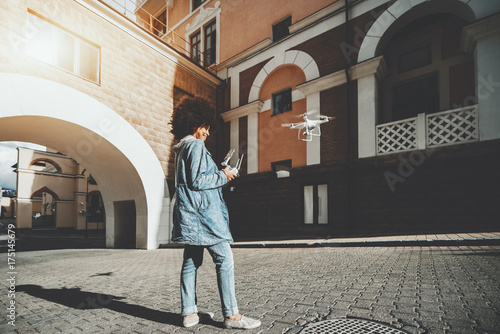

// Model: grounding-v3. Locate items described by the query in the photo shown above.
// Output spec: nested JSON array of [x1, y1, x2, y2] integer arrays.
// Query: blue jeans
[[180, 242, 239, 317]]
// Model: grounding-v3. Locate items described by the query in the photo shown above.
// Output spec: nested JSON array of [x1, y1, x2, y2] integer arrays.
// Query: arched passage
[[31, 186, 58, 229], [0, 73, 170, 249], [31, 186, 60, 201]]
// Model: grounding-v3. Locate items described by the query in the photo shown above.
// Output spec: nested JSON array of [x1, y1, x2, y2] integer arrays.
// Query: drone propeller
[[281, 123, 294, 127]]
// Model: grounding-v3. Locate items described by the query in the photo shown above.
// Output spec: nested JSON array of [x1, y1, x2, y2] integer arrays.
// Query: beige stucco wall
[[1, 196, 14, 217], [0, 0, 219, 248], [55, 202, 74, 228], [16, 148, 83, 229], [1, 0, 218, 179]]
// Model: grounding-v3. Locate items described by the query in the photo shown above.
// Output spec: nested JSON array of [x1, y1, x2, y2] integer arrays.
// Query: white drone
[[282, 110, 335, 141]]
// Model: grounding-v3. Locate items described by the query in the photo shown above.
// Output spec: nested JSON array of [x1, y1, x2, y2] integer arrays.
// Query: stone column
[[221, 100, 263, 174], [352, 56, 387, 158], [16, 199, 32, 229], [247, 112, 259, 174], [306, 92, 321, 165]]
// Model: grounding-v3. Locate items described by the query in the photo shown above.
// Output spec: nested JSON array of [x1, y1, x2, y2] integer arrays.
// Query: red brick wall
[[220, 2, 500, 241], [290, 28, 345, 76], [239, 58, 272, 106], [290, 4, 387, 75], [320, 85, 348, 164]]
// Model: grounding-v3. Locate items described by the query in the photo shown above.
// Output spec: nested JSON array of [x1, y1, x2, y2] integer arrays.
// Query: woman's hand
[[222, 166, 237, 181]]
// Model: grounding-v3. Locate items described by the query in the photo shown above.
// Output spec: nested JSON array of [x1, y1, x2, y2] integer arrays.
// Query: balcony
[[376, 105, 479, 155], [99, 0, 217, 73]]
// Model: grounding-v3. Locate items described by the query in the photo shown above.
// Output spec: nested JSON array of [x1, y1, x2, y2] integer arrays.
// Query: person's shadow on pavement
[[17, 284, 217, 328]]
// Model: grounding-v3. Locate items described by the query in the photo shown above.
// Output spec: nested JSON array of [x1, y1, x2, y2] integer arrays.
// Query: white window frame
[[152, 5, 167, 37], [191, 0, 209, 12], [26, 9, 100, 84], [185, 2, 220, 66], [304, 184, 328, 225]]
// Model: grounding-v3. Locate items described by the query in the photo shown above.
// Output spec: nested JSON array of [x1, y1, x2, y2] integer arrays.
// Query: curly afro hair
[[169, 96, 216, 140]]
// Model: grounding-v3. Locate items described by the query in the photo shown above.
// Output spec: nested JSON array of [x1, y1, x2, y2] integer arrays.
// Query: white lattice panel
[[376, 118, 418, 154], [426, 106, 478, 148]]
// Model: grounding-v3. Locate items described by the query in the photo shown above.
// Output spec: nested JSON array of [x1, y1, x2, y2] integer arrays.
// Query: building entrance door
[[32, 191, 56, 229]]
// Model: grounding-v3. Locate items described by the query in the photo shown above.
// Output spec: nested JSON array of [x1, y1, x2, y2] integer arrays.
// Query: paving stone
[[331, 300, 353, 309], [278, 311, 303, 325], [325, 307, 350, 318], [267, 320, 295, 333], [2, 246, 499, 333], [289, 304, 312, 314], [401, 325, 426, 334], [353, 298, 374, 309], [443, 318, 478, 333], [349, 306, 372, 318]]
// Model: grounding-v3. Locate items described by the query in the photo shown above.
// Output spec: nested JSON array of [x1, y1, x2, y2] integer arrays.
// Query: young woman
[[169, 96, 261, 330]]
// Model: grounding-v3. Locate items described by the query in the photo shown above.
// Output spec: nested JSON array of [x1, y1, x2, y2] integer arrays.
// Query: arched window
[[29, 159, 62, 173], [379, 14, 474, 124], [354, 0, 488, 158]]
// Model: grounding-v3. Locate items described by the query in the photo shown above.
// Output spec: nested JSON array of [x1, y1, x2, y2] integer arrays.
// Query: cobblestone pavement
[[1, 245, 500, 333]]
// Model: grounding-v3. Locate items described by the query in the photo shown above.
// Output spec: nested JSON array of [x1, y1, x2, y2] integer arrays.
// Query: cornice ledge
[[17, 147, 73, 159], [16, 168, 81, 178], [296, 70, 347, 95], [349, 55, 387, 80], [221, 100, 263, 122], [76, 0, 221, 86], [461, 12, 500, 53], [289, 1, 345, 34], [217, 39, 272, 72]]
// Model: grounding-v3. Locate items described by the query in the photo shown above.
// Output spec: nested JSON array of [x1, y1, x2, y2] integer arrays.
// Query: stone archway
[[248, 50, 322, 165], [0, 73, 170, 249], [357, 0, 477, 63], [354, 0, 500, 158], [31, 186, 58, 229], [248, 50, 320, 103]]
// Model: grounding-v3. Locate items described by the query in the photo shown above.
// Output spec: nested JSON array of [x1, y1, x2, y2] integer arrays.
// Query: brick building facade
[[0, 0, 498, 248], [156, 0, 500, 240]]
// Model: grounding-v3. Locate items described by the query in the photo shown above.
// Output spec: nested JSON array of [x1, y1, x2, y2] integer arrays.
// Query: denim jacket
[[171, 136, 233, 245]]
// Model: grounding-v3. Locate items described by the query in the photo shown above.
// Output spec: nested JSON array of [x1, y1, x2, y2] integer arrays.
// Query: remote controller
[[221, 149, 244, 176]]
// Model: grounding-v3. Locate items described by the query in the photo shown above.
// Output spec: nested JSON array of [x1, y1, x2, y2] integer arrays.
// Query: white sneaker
[[183, 312, 214, 328], [183, 314, 199, 328], [224, 315, 261, 329]]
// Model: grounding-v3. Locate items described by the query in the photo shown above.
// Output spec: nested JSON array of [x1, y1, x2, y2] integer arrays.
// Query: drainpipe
[[344, 0, 352, 235]]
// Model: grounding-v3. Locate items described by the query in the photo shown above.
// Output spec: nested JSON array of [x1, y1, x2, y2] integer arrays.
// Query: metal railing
[[99, 0, 217, 73]]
